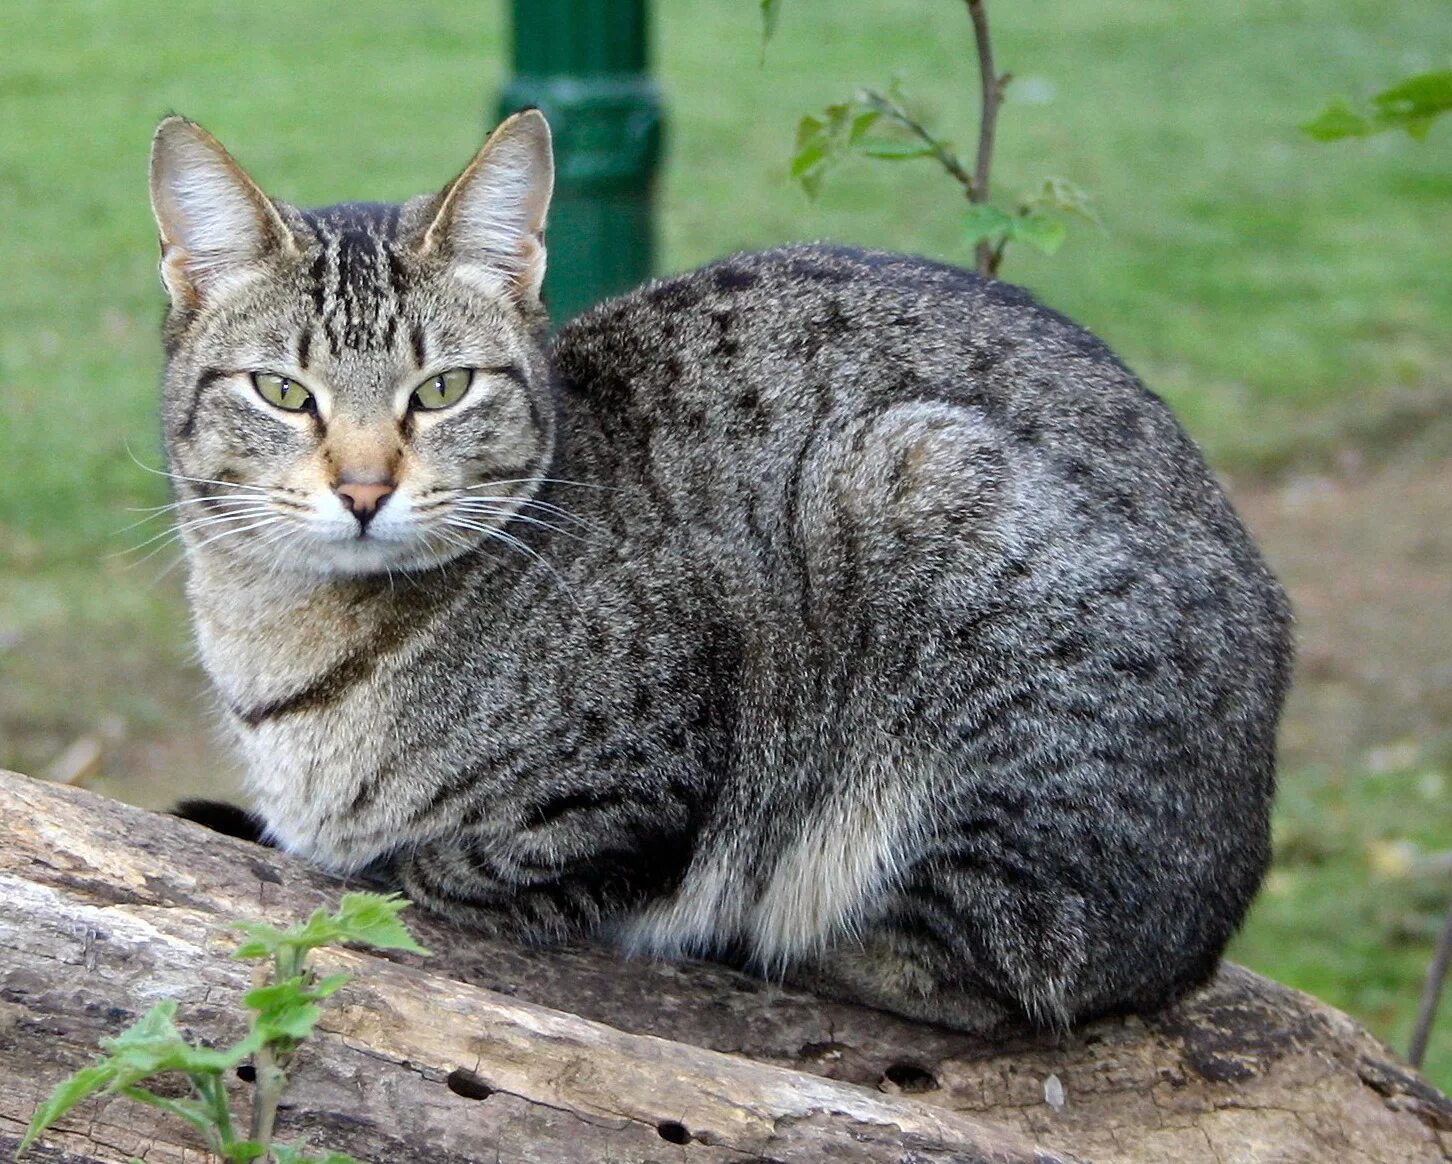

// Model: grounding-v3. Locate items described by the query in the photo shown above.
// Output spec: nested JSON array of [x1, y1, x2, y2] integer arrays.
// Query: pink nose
[[335, 481, 394, 525]]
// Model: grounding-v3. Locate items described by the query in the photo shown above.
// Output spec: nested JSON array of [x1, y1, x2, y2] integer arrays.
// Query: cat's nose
[[335, 480, 394, 528]]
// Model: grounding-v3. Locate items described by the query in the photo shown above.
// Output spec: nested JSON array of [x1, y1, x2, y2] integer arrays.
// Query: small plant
[[19, 892, 428, 1164], [764, 0, 1098, 277]]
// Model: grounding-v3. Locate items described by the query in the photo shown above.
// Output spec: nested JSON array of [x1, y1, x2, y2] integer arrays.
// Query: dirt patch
[[1231, 458, 1452, 774]]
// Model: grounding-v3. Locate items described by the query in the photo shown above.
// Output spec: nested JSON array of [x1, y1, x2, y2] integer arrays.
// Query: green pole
[[498, 0, 663, 322]]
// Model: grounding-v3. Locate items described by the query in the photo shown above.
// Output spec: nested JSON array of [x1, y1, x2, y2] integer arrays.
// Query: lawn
[[1, 0, 1448, 1088]]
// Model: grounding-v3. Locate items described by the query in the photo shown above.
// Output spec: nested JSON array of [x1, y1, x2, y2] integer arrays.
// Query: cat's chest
[[190, 581, 433, 865]]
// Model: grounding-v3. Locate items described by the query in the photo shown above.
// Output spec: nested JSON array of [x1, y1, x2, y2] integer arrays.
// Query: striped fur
[[152, 115, 1293, 1034]]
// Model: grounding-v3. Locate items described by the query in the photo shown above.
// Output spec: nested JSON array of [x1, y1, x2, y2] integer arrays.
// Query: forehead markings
[[300, 204, 407, 359]]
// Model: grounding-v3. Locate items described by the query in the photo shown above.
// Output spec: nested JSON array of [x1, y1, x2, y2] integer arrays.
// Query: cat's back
[[556, 243, 1196, 479], [553, 244, 1255, 562]]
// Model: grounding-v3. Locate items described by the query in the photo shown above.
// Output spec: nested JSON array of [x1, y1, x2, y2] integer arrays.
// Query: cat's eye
[[411, 368, 474, 411], [251, 372, 314, 413]]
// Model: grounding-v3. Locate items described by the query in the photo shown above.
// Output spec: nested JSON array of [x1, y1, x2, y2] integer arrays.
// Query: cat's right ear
[[148, 117, 296, 309], [418, 109, 554, 305]]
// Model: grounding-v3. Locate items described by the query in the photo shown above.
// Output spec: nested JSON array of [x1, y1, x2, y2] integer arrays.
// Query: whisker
[[445, 516, 579, 608], [449, 502, 592, 543], [464, 476, 614, 493], [125, 532, 185, 574], [462, 495, 609, 535], [125, 493, 271, 515], [126, 451, 273, 496], [107, 507, 274, 560], [114, 494, 275, 537], [193, 517, 285, 552]]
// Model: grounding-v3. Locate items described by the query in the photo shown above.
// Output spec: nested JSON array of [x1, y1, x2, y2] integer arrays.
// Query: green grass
[[1232, 751, 1452, 1089], [1, 0, 1448, 1091]]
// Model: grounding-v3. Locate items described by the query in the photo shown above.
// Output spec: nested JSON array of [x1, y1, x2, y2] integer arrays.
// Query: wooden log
[[0, 768, 1447, 1163]]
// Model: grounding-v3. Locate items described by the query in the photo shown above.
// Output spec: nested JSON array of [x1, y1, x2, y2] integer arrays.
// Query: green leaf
[[243, 977, 314, 1013], [245, 976, 324, 1042], [310, 972, 352, 1000], [962, 204, 1015, 245], [222, 1142, 267, 1163], [102, 1001, 247, 1077], [262, 1002, 323, 1042], [328, 893, 429, 954], [1028, 176, 1101, 226], [1301, 99, 1374, 141], [790, 139, 829, 180], [847, 109, 880, 145], [1303, 73, 1452, 142], [1402, 116, 1434, 141], [115, 1086, 218, 1141], [1373, 69, 1452, 120], [232, 920, 289, 961], [794, 113, 825, 149], [798, 167, 825, 201], [20, 1062, 118, 1151], [235, 893, 427, 963], [1012, 212, 1068, 255]]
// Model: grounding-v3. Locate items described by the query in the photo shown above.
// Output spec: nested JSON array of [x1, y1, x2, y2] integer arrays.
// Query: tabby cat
[[150, 111, 1292, 1032]]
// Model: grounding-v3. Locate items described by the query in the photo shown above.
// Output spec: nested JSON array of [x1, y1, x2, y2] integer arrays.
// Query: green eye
[[411, 368, 473, 411], [251, 372, 313, 412]]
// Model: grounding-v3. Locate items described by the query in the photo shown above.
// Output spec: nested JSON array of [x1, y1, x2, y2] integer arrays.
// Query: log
[[0, 768, 1447, 1164]]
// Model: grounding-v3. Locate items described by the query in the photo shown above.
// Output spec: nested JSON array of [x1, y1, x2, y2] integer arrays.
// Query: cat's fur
[[150, 111, 1292, 1033]]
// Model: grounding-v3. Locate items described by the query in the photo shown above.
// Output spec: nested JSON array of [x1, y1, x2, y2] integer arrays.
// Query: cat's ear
[[148, 116, 296, 308], [419, 109, 554, 304]]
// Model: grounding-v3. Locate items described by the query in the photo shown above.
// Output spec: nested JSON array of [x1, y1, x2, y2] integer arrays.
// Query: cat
[[150, 110, 1292, 1033]]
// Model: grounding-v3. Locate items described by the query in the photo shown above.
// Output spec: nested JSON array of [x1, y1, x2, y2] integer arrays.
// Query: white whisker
[[461, 494, 609, 536], [113, 494, 275, 538], [125, 446, 272, 495], [108, 506, 274, 560], [444, 515, 579, 608], [193, 516, 285, 552], [450, 501, 592, 543]]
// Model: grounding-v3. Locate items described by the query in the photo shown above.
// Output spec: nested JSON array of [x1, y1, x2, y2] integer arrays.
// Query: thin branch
[[1409, 896, 1452, 1068], [965, 0, 1010, 275], [862, 91, 974, 189]]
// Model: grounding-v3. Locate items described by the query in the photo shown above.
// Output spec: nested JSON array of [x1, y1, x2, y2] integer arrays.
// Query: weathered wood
[[0, 769, 1448, 1163]]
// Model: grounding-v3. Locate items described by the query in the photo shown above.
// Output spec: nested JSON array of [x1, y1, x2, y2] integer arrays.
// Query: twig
[[1409, 896, 1452, 1068], [964, 0, 1010, 276], [864, 92, 975, 190]]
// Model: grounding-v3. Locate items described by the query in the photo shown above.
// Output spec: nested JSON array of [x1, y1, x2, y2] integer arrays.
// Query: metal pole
[[498, 0, 663, 323]]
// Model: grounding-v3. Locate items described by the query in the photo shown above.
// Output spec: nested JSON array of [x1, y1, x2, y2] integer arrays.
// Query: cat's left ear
[[419, 109, 554, 305]]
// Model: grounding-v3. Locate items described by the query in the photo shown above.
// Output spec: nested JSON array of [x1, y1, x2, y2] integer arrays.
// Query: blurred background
[[0, 0, 1448, 1086]]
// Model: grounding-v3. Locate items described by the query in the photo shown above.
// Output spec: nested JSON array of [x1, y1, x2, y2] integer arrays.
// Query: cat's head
[[148, 112, 556, 578]]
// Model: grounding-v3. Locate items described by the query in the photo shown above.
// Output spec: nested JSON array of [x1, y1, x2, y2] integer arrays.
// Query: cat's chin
[[306, 538, 469, 579], [218, 532, 471, 581]]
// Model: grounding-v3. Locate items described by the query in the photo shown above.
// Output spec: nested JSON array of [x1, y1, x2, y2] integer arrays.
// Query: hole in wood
[[656, 1120, 691, 1144], [882, 1061, 939, 1093], [446, 1068, 495, 1100], [236, 1064, 256, 1083]]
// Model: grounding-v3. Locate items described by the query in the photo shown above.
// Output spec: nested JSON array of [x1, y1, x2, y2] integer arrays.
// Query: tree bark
[[0, 769, 1447, 1163]]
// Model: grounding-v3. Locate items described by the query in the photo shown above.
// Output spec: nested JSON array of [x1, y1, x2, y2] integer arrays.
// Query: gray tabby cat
[[149, 110, 1292, 1033]]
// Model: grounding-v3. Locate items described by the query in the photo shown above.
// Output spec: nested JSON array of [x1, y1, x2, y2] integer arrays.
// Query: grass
[[0, 0, 1448, 1090], [1231, 748, 1452, 1088]]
